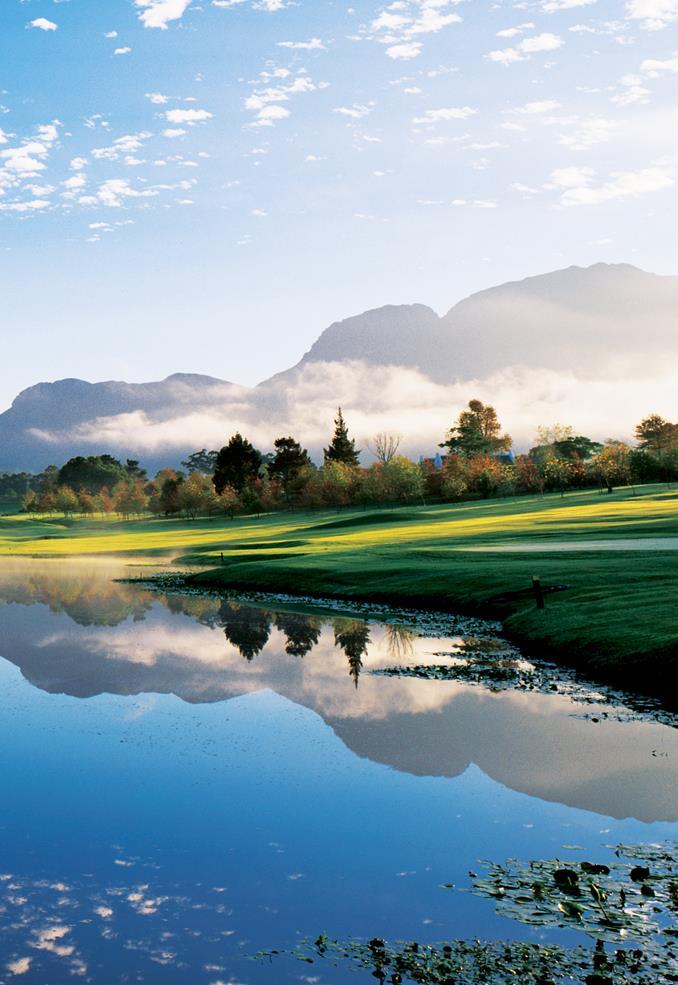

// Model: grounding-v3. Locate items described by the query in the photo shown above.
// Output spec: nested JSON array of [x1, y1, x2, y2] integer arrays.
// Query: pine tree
[[324, 408, 360, 467]]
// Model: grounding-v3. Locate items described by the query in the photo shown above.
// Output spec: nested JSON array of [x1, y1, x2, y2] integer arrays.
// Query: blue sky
[[1, 0, 678, 409]]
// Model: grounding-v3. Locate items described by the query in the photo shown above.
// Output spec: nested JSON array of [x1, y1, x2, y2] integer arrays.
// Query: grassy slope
[[0, 484, 676, 695]]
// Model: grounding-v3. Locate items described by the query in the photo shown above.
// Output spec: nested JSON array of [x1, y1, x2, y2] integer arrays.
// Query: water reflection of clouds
[[0, 865, 232, 981], [35, 617, 471, 720], [1, 559, 677, 821], [5, 958, 31, 976]]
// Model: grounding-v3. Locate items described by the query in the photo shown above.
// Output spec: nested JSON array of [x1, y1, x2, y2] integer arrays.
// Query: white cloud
[[213, 0, 290, 7], [550, 163, 674, 205], [512, 99, 561, 114], [245, 71, 316, 127], [164, 108, 213, 124], [641, 53, 678, 74], [386, 42, 423, 59], [626, 0, 678, 28], [334, 103, 374, 119], [542, 0, 595, 10], [91, 133, 152, 162], [0, 198, 50, 212], [558, 116, 619, 149], [497, 22, 535, 38], [29, 18, 58, 32], [90, 178, 161, 208], [488, 32, 563, 64], [412, 106, 477, 123], [277, 38, 325, 50], [114, 47, 132, 55], [612, 73, 651, 104], [62, 174, 87, 191], [135, 0, 192, 29], [550, 165, 596, 188], [369, 0, 462, 59]]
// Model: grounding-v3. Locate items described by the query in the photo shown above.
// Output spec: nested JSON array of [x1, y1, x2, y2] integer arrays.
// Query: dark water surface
[[0, 558, 676, 984]]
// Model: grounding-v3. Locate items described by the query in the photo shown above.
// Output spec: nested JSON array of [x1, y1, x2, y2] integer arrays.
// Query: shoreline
[[140, 562, 677, 712]]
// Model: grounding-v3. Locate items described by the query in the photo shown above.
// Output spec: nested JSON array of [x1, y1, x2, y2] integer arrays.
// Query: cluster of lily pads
[[470, 843, 676, 968], [258, 842, 677, 984], [262, 934, 665, 984]]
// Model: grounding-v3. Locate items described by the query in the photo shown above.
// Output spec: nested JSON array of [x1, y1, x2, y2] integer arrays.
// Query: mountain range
[[2, 262, 676, 472]]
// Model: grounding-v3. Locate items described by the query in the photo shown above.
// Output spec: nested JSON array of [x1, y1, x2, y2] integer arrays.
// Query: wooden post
[[220, 552, 224, 564], [532, 575, 545, 609]]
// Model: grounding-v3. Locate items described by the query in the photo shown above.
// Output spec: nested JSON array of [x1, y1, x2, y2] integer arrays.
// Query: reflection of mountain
[[0, 559, 676, 822]]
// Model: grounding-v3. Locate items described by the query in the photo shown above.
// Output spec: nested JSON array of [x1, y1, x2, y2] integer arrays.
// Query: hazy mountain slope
[[438, 263, 678, 380], [0, 374, 236, 472], [280, 263, 678, 383], [269, 303, 441, 381]]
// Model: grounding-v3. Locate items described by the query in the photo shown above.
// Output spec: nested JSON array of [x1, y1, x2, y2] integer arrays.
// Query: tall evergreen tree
[[213, 433, 263, 494], [324, 408, 360, 467]]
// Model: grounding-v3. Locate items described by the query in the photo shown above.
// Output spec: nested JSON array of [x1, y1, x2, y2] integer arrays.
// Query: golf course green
[[1, 482, 676, 697]]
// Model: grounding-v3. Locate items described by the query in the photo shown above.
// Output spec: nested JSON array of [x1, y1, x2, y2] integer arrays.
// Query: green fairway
[[0, 484, 676, 695]]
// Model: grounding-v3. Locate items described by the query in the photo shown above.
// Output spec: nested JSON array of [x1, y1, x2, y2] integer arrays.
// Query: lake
[[0, 558, 676, 983]]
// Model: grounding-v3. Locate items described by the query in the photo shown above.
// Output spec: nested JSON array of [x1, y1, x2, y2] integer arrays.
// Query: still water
[[0, 558, 675, 983]]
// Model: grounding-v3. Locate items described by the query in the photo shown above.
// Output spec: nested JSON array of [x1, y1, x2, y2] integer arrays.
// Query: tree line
[[8, 403, 678, 519]]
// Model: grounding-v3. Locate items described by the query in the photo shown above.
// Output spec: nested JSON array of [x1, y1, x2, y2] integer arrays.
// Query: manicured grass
[[0, 484, 676, 696]]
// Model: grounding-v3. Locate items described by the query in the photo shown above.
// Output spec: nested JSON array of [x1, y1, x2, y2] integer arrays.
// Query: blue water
[[0, 559, 675, 984]]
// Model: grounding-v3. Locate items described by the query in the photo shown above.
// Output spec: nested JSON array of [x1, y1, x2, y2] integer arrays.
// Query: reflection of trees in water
[[219, 601, 272, 661], [384, 623, 417, 661], [0, 574, 153, 627], [334, 619, 371, 688], [166, 594, 222, 629], [275, 612, 322, 658]]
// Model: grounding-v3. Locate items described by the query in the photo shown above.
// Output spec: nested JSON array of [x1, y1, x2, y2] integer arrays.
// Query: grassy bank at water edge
[[0, 483, 676, 697]]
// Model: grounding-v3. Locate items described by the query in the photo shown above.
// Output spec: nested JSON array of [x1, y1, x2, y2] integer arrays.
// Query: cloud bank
[[29, 361, 678, 460]]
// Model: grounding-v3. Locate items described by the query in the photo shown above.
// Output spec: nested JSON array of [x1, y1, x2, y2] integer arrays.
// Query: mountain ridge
[[2, 262, 676, 471]]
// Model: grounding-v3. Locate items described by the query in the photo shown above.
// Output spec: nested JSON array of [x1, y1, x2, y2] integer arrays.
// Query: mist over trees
[[7, 406, 678, 521]]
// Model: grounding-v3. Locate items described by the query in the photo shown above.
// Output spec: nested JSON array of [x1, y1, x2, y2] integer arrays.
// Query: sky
[[1, 0, 678, 411]]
